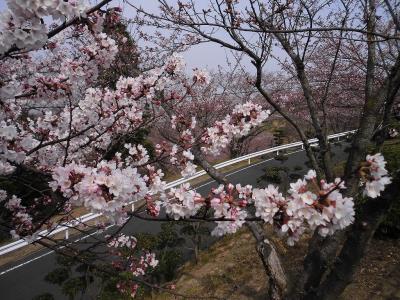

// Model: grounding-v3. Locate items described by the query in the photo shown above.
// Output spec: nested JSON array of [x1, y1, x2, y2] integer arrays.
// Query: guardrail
[[0, 130, 355, 256]]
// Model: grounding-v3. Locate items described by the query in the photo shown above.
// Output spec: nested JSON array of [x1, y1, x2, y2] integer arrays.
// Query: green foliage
[[137, 223, 185, 251], [289, 173, 302, 181], [42, 252, 97, 300], [382, 140, 400, 172], [32, 293, 55, 300], [55, 254, 76, 267], [0, 168, 59, 242], [293, 165, 303, 171], [44, 268, 70, 285], [180, 224, 210, 237], [305, 129, 315, 139], [136, 223, 186, 283], [274, 153, 288, 162], [273, 128, 286, 146], [258, 166, 289, 184], [97, 278, 124, 300], [151, 249, 183, 282], [136, 232, 159, 250], [61, 277, 88, 300], [97, 276, 133, 300]]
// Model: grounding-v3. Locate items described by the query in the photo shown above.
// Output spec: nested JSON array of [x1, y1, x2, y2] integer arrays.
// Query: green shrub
[[258, 166, 289, 184], [32, 294, 55, 300], [274, 153, 288, 162]]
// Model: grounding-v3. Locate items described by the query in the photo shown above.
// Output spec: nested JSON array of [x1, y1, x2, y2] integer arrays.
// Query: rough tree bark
[[246, 222, 288, 300]]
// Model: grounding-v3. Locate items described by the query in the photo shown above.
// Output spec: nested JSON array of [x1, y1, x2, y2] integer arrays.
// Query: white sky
[[0, 0, 281, 73], [118, 0, 258, 72]]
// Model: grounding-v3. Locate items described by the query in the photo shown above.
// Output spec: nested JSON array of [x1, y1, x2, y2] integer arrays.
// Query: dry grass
[[145, 229, 400, 300], [146, 228, 269, 300]]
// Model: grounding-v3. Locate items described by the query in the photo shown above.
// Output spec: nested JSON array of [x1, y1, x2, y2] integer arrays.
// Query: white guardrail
[[0, 130, 356, 256]]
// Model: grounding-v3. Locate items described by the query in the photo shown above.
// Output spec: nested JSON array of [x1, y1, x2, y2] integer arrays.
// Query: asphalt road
[[0, 142, 349, 299]]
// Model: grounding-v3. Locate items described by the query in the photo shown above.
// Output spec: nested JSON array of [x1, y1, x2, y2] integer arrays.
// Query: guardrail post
[[131, 203, 135, 212], [65, 229, 69, 240], [276, 150, 279, 155], [248, 158, 250, 165], [301, 144, 304, 150]]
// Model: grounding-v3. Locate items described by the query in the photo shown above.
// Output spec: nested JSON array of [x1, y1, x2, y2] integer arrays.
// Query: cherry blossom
[[107, 233, 158, 298], [0, 0, 393, 267], [0, 0, 88, 54], [252, 185, 286, 224], [388, 128, 399, 138], [210, 184, 248, 236], [251, 170, 355, 245], [4, 195, 33, 239], [164, 183, 203, 220], [201, 102, 270, 155], [51, 160, 150, 224], [360, 153, 392, 198], [192, 68, 210, 84]]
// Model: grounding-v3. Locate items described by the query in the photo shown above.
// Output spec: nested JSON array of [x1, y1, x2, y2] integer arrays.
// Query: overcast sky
[[119, 0, 259, 72], [0, 0, 281, 73]]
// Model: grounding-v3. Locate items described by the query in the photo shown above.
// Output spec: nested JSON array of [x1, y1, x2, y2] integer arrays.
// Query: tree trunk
[[245, 222, 287, 300]]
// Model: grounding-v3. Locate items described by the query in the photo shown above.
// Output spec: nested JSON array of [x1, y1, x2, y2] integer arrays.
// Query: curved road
[[0, 143, 349, 299]]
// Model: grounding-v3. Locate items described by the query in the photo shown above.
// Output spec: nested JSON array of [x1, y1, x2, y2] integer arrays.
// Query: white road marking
[[0, 224, 115, 276], [0, 148, 306, 276]]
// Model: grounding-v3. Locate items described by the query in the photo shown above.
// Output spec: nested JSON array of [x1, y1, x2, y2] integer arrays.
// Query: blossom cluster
[[159, 142, 197, 179], [360, 153, 392, 198], [108, 233, 138, 249], [1, 48, 191, 234], [50, 155, 168, 224], [158, 152, 391, 246], [107, 233, 158, 298], [164, 183, 203, 220], [0, 0, 88, 54], [124, 143, 150, 166], [160, 116, 198, 178], [203, 172, 354, 245], [3, 194, 33, 239], [201, 102, 270, 155], [0, 52, 183, 174], [163, 101, 270, 179], [284, 171, 354, 244], [210, 184, 249, 236], [0, 28, 121, 178], [192, 68, 210, 84], [83, 32, 119, 69], [0, 0, 394, 257], [50, 161, 149, 224]]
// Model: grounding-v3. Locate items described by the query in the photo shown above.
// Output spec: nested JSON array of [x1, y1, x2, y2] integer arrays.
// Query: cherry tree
[[153, 66, 270, 162], [0, 1, 398, 299]]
